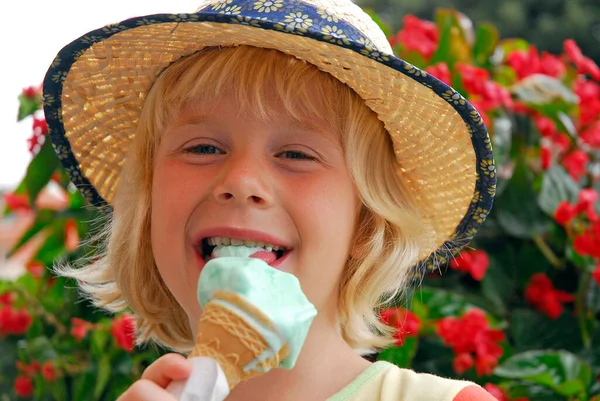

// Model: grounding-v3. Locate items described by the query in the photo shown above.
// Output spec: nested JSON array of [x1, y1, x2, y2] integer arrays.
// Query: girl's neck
[[225, 315, 372, 401]]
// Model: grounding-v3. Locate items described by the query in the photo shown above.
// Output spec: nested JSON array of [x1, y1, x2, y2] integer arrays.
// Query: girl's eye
[[278, 150, 316, 161], [184, 144, 224, 155]]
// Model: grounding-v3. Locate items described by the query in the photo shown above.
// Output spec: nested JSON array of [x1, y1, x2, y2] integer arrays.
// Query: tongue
[[249, 250, 277, 264]]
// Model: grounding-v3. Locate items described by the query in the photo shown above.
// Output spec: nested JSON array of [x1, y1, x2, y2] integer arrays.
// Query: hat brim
[[42, 6, 496, 269]]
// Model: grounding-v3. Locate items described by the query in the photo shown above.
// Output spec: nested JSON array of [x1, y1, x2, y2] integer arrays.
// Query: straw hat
[[42, 0, 496, 270]]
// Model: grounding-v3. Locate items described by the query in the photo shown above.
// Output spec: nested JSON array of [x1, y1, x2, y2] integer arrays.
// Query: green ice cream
[[197, 256, 317, 372]]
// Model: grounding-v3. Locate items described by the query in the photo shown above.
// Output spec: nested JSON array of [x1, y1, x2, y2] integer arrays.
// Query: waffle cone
[[190, 292, 289, 389]]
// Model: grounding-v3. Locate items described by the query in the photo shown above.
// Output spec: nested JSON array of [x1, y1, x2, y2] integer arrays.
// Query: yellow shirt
[[327, 361, 474, 401]]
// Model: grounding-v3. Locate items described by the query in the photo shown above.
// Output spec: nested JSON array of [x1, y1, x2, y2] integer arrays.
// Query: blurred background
[[356, 0, 600, 63]]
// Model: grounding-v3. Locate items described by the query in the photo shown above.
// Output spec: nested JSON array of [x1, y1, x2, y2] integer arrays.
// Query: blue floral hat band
[[42, 0, 496, 270]]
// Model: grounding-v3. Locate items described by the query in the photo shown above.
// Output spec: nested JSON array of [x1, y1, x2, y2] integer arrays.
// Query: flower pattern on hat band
[[42, 0, 496, 273]]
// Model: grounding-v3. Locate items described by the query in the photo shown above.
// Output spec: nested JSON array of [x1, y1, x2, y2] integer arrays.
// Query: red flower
[[26, 261, 46, 279], [564, 40, 584, 65], [564, 40, 600, 81], [456, 63, 490, 94], [534, 115, 557, 138], [550, 134, 571, 153], [574, 222, 600, 258], [0, 306, 32, 335], [575, 188, 599, 222], [525, 273, 574, 318], [507, 47, 565, 80], [393, 15, 439, 58], [456, 63, 512, 110], [574, 78, 600, 127], [507, 48, 540, 80], [64, 219, 80, 252], [16, 361, 40, 376], [3, 192, 30, 212], [450, 250, 490, 280], [32, 117, 48, 136], [479, 81, 514, 110], [579, 57, 600, 81], [554, 201, 577, 225], [484, 383, 507, 401], [26, 118, 48, 155], [41, 361, 57, 382], [562, 150, 589, 181], [14, 376, 34, 397], [0, 292, 14, 306], [111, 313, 136, 352], [380, 307, 421, 345], [453, 353, 474, 374], [437, 309, 505, 376], [425, 63, 452, 86], [70, 318, 89, 341], [21, 86, 40, 99], [581, 121, 600, 149], [540, 52, 567, 78], [540, 146, 552, 170]]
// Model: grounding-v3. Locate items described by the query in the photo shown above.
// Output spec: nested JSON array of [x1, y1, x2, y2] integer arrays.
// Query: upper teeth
[[206, 236, 285, 252]]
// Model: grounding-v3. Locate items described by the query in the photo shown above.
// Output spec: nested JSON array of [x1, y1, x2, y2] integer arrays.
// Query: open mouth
[[199, 237, 288, 262]]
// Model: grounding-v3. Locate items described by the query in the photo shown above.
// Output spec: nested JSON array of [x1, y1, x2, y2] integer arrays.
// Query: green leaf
[[413, 287, 470, 319], [481, 255, 514, 314], [377, 337, 419, 368], [554, 379, 586, 396], [473, 23, 499, 66], [498, 38, 531, 56], [94, 355, 112, 399], [23, 336, 58, 361], [510, 309, 582, 352], [432, 9, 471, 65], [410, 336, 457, 378], [515, 246, 551, 285], [73, 371, 96, 401], [40, 277, 67, 312], [503, 381, 565, 401], [33, 221, 67, 266], [495, 350, 592, 398], [511, 75, 579, 115], [24, 138, 59, 205], [17, 94, 41, 121], [91, 330, 110, 359], [15, 273, 41, 296], [496, 161, 551, 238], [50, 378, 68, 401], [538, 166, 580, 216]]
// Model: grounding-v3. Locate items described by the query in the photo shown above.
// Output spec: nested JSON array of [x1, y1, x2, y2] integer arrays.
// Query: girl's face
[[151, 93, 359, 327]]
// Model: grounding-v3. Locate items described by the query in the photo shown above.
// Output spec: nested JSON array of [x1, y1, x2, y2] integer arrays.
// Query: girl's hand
[[117, 353, 193, 401]]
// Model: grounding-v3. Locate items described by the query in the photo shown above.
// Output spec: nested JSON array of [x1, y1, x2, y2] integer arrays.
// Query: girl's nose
[[213, 153, 273, 208]]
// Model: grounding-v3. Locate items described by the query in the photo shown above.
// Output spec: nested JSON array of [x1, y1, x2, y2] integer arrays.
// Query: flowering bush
[[377, 10, 600, 401], [0, 87, 164, 399], [1, 8, 600, 400]]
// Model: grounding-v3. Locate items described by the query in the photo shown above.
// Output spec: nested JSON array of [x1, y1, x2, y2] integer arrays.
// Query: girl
[[43, 1, 497, 400]]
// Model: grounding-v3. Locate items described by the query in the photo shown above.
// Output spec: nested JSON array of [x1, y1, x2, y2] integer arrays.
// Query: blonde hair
[[57, 46, 435, 354]]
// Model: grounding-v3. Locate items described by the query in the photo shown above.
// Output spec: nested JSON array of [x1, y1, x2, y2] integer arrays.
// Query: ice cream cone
[[190, 291, 289, 389]]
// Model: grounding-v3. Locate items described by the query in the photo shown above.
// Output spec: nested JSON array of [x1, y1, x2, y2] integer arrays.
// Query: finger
[[141, 353, 193, 389], [117, 379, 179, 401]]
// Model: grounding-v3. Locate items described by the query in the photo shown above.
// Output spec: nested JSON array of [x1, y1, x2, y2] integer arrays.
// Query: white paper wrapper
[[166, 357, 230, 401]]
